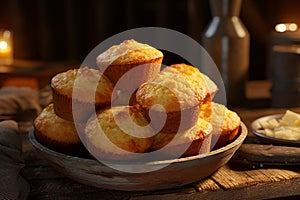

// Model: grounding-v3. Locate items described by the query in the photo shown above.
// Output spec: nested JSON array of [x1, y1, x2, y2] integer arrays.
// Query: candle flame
[[0, 41, 8, 50]]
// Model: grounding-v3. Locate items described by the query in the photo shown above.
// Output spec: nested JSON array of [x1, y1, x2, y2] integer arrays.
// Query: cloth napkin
[[0, 87, 42, 121], [0, 120, 29, 200], [0, 86, 52, 199]]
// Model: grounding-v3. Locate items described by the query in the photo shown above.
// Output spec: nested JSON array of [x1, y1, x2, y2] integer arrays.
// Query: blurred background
[[2, 0, 300, 79], [0, 0, 300, 107]]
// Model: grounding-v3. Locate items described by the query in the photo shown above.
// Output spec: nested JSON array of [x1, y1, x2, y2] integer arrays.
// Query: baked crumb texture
[[34, 39, 242, 160]]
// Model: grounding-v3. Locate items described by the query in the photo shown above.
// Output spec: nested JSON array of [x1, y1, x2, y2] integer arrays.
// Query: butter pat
[[257, 110, 300, 141], [280, 110, 300, 126]]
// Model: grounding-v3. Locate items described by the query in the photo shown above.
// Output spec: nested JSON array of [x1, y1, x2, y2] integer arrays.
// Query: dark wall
[[0, 0, 299, 80]]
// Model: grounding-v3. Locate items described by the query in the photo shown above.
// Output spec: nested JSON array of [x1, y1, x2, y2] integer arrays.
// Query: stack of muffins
[[33, 39, 241, 160]]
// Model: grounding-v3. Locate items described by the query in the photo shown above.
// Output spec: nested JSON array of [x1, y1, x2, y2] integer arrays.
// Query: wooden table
[[21, 110, 300, 199], [16, 80, 299, 199]]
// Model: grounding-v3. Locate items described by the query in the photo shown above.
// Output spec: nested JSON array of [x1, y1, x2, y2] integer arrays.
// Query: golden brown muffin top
[[151, 118, 212, 151], [165, 64, 218, 99], [51, 67, 114, 103], [85, 106, 153, 154], [96, 39, 163, 66], [136, 65, 206, 111], [200, 102, 240, 133], [34, 104, 81, 144]]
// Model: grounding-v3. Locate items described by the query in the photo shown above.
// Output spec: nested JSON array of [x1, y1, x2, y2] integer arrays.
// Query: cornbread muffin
[[111, 89, 138, 106], [200, 102, 241, 149], [136, 66, 207, 133], [33, 104, 84, 154], [96, 39, 163, 92], [85, 106, 154, 160], [164, 64, 218, 101], [151, 118, 212, 158], [51, 67, 114, 122]]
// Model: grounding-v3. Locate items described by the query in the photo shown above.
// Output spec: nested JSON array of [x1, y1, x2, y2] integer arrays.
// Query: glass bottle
[[202, 0, 249, 107]]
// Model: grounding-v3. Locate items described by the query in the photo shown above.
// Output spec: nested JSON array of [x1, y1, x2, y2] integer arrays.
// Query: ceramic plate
[[251, 114, 300, 147]]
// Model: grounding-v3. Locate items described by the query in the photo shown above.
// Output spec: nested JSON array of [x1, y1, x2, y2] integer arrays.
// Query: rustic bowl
[[29, 122, 247, 191]]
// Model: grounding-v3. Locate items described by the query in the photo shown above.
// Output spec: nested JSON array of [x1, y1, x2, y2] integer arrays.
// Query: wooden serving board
[[231, 107, 300, 168], [229, 143, 300, 170]]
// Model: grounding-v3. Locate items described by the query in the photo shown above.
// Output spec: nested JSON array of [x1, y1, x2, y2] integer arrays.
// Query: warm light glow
[[288, 23, 298, 31], [0, 41, 8, 50], [275, 24, 287, 32], [275, 23, 298, 32], [0, 30, 13, 64]]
